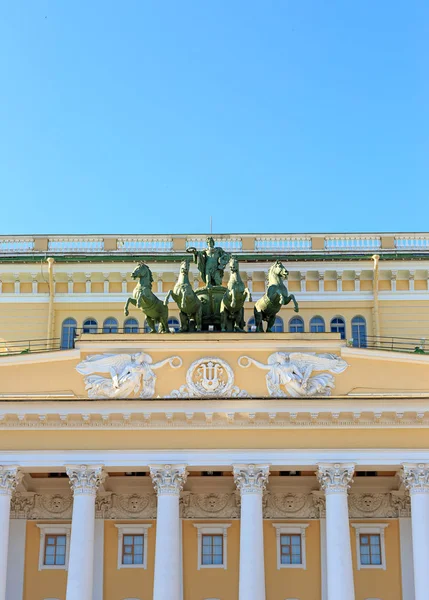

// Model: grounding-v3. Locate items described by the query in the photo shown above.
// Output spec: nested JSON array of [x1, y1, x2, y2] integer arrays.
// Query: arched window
[[289, 316, 304, 333], [83, 318, 98, 334], [168, 317, 180, 333], [61, 318, 77, 349], [310, 316, 325, 333], [102, 317, 118, 334], [331, 316, 346, 340], [124, 318, 139, 334], [272, 316, 284, 332], [352, 316, 367, 347]]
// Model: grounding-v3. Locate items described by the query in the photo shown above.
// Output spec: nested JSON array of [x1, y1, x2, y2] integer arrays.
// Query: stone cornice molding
[[65, 464, 106, 496], [149, 464, 188, 496], [400, 463, 429, 494], [317, 463, 355, 494], [233, 464, 270, 495], [0, 466, 22, 497]]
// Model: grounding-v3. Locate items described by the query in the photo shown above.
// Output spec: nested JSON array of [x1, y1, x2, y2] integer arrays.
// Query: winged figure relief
[[238, 352, 348, 397], [76, 352, 182, 399]]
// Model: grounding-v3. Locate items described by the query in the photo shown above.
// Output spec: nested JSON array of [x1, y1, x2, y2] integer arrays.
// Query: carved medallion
[[118, 493, 150, 514], [40, 494, 73, 514], [170, 357, 249, 398], [272, 493, 307, 514], [194, 493, 230, 514]]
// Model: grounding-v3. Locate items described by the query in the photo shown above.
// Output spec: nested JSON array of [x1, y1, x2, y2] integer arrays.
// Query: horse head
[[179, 258, 191, 276], [131, 263, 153, 285], [269, 260, 289, 282], [229, 255, 239, 273]]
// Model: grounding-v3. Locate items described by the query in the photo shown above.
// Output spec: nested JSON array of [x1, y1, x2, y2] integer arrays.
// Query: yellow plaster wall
[[103, 520, 155, 600], [351, 520, 402, 600], [24, 521, 68, 600], [183, 520, 239, 600], [264, 520, 321, 600]]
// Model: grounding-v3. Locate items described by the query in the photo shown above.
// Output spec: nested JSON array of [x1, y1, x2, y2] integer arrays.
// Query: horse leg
[[159, 303, 170, 333], [146, 316, 156, 334], [164, 290, 171, 306], [254, 307, 264, 333], [124, 297, 136, 317], [235, 307, 245, 332], [179, 311, 189, 333], [195, 304, 203, 332], [266, 314, 276, 332]]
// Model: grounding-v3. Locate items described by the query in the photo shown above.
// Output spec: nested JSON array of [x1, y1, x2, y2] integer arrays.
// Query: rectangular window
[[202, 534, 224, 566], [122, 534, 144, 565], [280, 534, 302, 565], [44, 534, 67, 566], [359, 534, 382, 566]]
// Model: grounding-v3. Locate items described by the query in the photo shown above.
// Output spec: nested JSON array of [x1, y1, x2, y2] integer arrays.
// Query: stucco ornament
[[66, 465, 106, 496], [169, 357, 249, 398], [238, 352, 348, 397], [150, 465, 188, 496], [400, 463, 429, 493], [0, 466, 22, 496], [76, 352, 182, 399], [233, 464, 270, 494], [317, 463, 354, 494]]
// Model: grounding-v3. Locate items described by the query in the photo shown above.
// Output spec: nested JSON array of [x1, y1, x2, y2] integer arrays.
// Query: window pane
[[123, 554, 133, 564], [213, 554, 223, 565], [291, 536, 301, 545], [281, 535, 290, 545], [45, 555, 55, 565], [202, 555, 212, 565], [291, 555, 301, 564], [45, 546, 55, 555], [124, 536, 133, 545], [361, 554, 370, 565], [56, 545, 66, 555], [370, 535, 380, 545], [360, 546, 370, 555], [55, 555, 65, 565], [361, 535, 369, 544], [47, 537, 56, 545], [202, 546, 212, 555], [134, 554, 143, 564], [124, 546, 132, 554], [202, 536, 212, 547], [372, 555, 381, 565], [57, 536, 66, 546], [213, 546, 223, 555], [134, 535, 144, 544], [281, 555, 291, 564], [291, 546, 301, 555]]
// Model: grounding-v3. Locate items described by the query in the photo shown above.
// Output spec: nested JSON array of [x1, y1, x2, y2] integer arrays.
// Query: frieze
[[8, 491, 410, 519]]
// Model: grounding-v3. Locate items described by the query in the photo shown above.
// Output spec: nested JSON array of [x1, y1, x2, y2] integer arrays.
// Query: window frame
[[82, 318, 98, 334], [168, 317, 180, 333], [61, 318, 77, 349], [115, 524, 151, 570], [351, 523, 388, 570], [193, 524, 231, 570], [124, 317, 139, 334], [351, 315, 367, 348], [310, 316, 325, 333], [102, 317, 118, 334], [330, 316, 346, 340], [272, 524, 309, 570], [36, 524, 71, 571], [289, 316, 304, 333]]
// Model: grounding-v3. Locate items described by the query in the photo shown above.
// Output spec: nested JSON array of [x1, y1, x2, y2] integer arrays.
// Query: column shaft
[[150, 465, 187, 600], [234, 464, 269, 600], [0, 467, 21, 600], [65, 465, 105, 600]]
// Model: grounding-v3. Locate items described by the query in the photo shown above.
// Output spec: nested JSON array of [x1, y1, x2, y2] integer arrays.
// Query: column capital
[[66, 464, 106, 496], [400, 463, 429, 494], [317, 462, 354, 494], [0, 466, 22, 497], [149, 464, 188, 496], [233, 464, 269, 495]]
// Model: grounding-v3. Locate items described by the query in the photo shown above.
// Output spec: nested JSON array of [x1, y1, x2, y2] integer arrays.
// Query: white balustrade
[[0, 238, 34, 253], [254, 236, 311, 251], [395, 235, 429, 250], [186, 237, 243, 252], [117, 237, 173, 252], [325, 236, 381, 251], [48, 238, 104, 253]]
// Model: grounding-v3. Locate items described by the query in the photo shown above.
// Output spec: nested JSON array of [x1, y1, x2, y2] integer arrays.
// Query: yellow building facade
[[0, 232, 429, 600]]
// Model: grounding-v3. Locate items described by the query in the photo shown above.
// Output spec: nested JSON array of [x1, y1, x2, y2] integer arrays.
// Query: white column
[[233, 464, 269, 600], [317, 463, 355, 600], [336, 271, 343, 293], [65, 465, 105, 600], [6, 520, 26, 600], [318, 272, 324, 293], [400, 463, 429, 600], [300, 272, 306, 292], [92, 519, 104, 600], [150, 465, 188, 600], [0, 467, 21, 600], [354, 271, 361, 292], [399, 517, 415, 600]]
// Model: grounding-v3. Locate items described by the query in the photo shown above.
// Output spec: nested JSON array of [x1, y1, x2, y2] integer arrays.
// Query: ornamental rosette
[[0, 466, 22, 497], [66, 465, 106, 496], [400, 463, 429, 494], [233, 464, 270, 495], [317, 463, 354, 494], [149, 465, 188, 496]]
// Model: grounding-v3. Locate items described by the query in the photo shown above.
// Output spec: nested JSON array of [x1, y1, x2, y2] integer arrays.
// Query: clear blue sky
[[0, 1, 428, 235]]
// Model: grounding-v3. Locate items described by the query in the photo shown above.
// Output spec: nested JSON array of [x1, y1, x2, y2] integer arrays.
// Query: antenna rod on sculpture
[[210, 216, 213, 234]]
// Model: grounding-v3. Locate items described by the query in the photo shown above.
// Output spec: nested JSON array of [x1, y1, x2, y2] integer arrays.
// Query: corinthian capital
[[66, 465, 106, 496], [149, 465, 188, 496], [317, 463, 354, 494], [400, 463, 429, 494], [0, 466, 22, 497], [233, 464, 270, 495]]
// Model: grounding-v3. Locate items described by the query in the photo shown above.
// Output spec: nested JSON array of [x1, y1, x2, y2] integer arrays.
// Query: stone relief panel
[[238, 352, 348, 397], [76, 352, 182, 399], [169, 357, 250, 398], [9, 491, 410, 519]]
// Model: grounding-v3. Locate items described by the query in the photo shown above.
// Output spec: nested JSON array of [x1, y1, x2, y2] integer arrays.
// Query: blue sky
[[0, 1, 428, 235]]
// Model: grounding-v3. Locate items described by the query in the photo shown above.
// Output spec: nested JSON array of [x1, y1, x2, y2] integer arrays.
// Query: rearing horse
[[254, 260, 299, 332], [220, 256, 252, 332], [164, 259, 202, 332], [124, 263, 169, 333]]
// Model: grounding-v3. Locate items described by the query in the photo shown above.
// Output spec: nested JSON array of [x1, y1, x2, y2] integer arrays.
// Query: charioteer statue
[[187, 236, 230, 288]]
